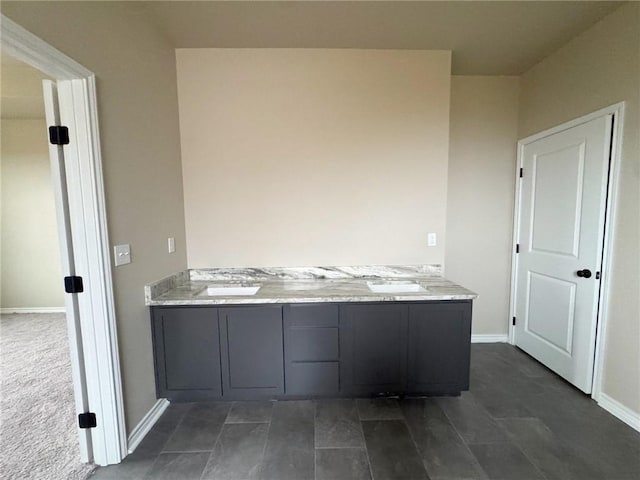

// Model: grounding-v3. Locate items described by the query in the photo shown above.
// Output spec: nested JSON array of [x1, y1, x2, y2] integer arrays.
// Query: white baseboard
[[0, 307, 66, 314], [597, 393, 640, 433], [471, 334, 509, 343], [127, 399, 170, 454]]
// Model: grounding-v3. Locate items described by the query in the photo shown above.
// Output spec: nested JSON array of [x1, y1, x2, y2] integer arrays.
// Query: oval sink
[[198, 285, 261, 296], [367, 282, 426, 293]]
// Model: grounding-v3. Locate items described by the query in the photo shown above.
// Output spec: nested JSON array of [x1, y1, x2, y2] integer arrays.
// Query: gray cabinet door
[[340, 303, 408, 395], [407, 301, 472, 394], [219, 305, 284, 398], [152, 307, 222, 401]]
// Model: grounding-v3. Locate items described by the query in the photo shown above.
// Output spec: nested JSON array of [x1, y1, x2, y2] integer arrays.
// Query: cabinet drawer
[[284, 304, 339, 327], [287, 327, 339, 362], [286, 362, 339, 395]]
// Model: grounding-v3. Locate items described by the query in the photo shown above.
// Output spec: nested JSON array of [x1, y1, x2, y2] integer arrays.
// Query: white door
[[514, 114, 612, 393], [42, 80, 93, 462]]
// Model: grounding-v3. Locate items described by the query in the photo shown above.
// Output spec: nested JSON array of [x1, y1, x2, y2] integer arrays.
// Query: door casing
[[1, 15, 127, 465], [509, 102, 625, 404]]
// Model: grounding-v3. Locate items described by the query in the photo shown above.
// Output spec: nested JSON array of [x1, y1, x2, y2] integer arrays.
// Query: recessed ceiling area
[[146, 0, 623, 75], [1, 52, 50, 119]]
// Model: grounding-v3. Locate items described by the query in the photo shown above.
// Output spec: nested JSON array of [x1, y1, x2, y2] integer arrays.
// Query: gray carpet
[[0, 312, 95, 480]]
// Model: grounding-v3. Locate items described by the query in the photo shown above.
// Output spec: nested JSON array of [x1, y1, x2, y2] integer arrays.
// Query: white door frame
[[508, 102, 625, 403], [1, 15, 127, 465]]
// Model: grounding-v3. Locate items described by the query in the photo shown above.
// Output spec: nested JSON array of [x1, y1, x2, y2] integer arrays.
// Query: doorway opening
[[0, 52, 96, 479], [1, 14, 127, 466]]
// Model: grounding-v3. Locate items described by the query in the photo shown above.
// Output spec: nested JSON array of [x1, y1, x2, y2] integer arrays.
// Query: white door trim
[[508, 102, 625, 404], [1, 15, 127, 465]]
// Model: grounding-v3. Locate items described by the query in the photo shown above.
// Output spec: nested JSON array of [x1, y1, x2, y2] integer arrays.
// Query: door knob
[[576, 269, 592, 278]]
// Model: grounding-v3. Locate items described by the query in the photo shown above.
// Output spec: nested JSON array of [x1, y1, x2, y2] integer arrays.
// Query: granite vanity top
[[145, 265, 477, 306]]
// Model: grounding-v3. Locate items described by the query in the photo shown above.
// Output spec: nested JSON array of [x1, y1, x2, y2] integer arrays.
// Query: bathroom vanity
[[146, 265, 476, 402]]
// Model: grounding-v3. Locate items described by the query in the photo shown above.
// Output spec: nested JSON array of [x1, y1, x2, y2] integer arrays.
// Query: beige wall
[[446, 76, 520, 336], [177, 49, 451, 268], [1, 2, 188, 432], [1, 59, 50, 119], [1, 119, 64, 309], [519, 3, 640, 413]]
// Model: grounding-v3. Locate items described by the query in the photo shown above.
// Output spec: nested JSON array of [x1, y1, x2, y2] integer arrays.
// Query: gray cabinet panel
[[220, 306, 284, 397], [408, 302, 472, 393], [340, 303, 408, 395], [152, 307, 222, 400], [286, 362, 340, 395], [288, 328, 339, 362]]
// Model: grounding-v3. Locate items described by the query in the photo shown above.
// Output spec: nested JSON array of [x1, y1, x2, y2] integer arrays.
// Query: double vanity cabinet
[[150, 300, 472, 401]]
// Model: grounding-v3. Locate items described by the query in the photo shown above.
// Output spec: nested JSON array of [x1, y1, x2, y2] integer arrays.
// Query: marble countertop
[[145, 265, 477, 306]]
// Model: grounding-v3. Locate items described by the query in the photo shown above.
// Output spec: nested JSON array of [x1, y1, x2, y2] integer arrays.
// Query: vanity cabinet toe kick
[[150, 300, 472, 401]]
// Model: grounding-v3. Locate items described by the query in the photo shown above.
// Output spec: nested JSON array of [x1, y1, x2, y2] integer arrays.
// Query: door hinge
[[49, 126, 70, 145], [64, 276, 84, 294], [516, 244, 520, 254], [519, 168, 523, 178], [78, 412, 97, 429], [512, 316, 516, 326]]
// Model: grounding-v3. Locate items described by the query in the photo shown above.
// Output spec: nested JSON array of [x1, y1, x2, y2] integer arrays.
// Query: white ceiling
[[145, 0, 624, 75]]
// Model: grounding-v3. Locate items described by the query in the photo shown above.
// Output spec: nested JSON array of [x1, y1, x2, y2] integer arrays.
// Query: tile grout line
[[472, 349, 578, 480], [255, 403, 274, 480], [400, 400, 429, 478], [468, 348, 561, 480], [121, 404, 192, 479], [491, 419, 552, 480], [353, 398, 375, 480], [533, 416, 612, 478], [314, 446, 369, 449], [163, 449, 216, 454], [433, 396, 491, 478], [198, 402, 233, 480], [396, 399, 432, 480], [224, 421, 271, 424], [360, 419, 376, 480], [355, 399, 398, 480], [159, 403, 195, 455]]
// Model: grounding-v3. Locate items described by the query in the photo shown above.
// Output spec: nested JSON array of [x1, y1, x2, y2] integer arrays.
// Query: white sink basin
[[367, 282, 426, 294], [199, 285, 261, 296]]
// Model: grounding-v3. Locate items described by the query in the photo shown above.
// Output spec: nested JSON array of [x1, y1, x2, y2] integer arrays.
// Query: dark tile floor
[[90, 344, 640, 479]]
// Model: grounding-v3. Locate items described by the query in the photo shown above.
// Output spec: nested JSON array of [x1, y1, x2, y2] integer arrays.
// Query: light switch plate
[[427, 233, 437, 247], [168, 237, 175, 254], [114, 244, 131, 266]]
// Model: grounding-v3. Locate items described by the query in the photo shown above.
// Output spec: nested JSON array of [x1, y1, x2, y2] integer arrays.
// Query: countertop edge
[[146, 293, 478, 306], [145, 265, 478, 306]]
